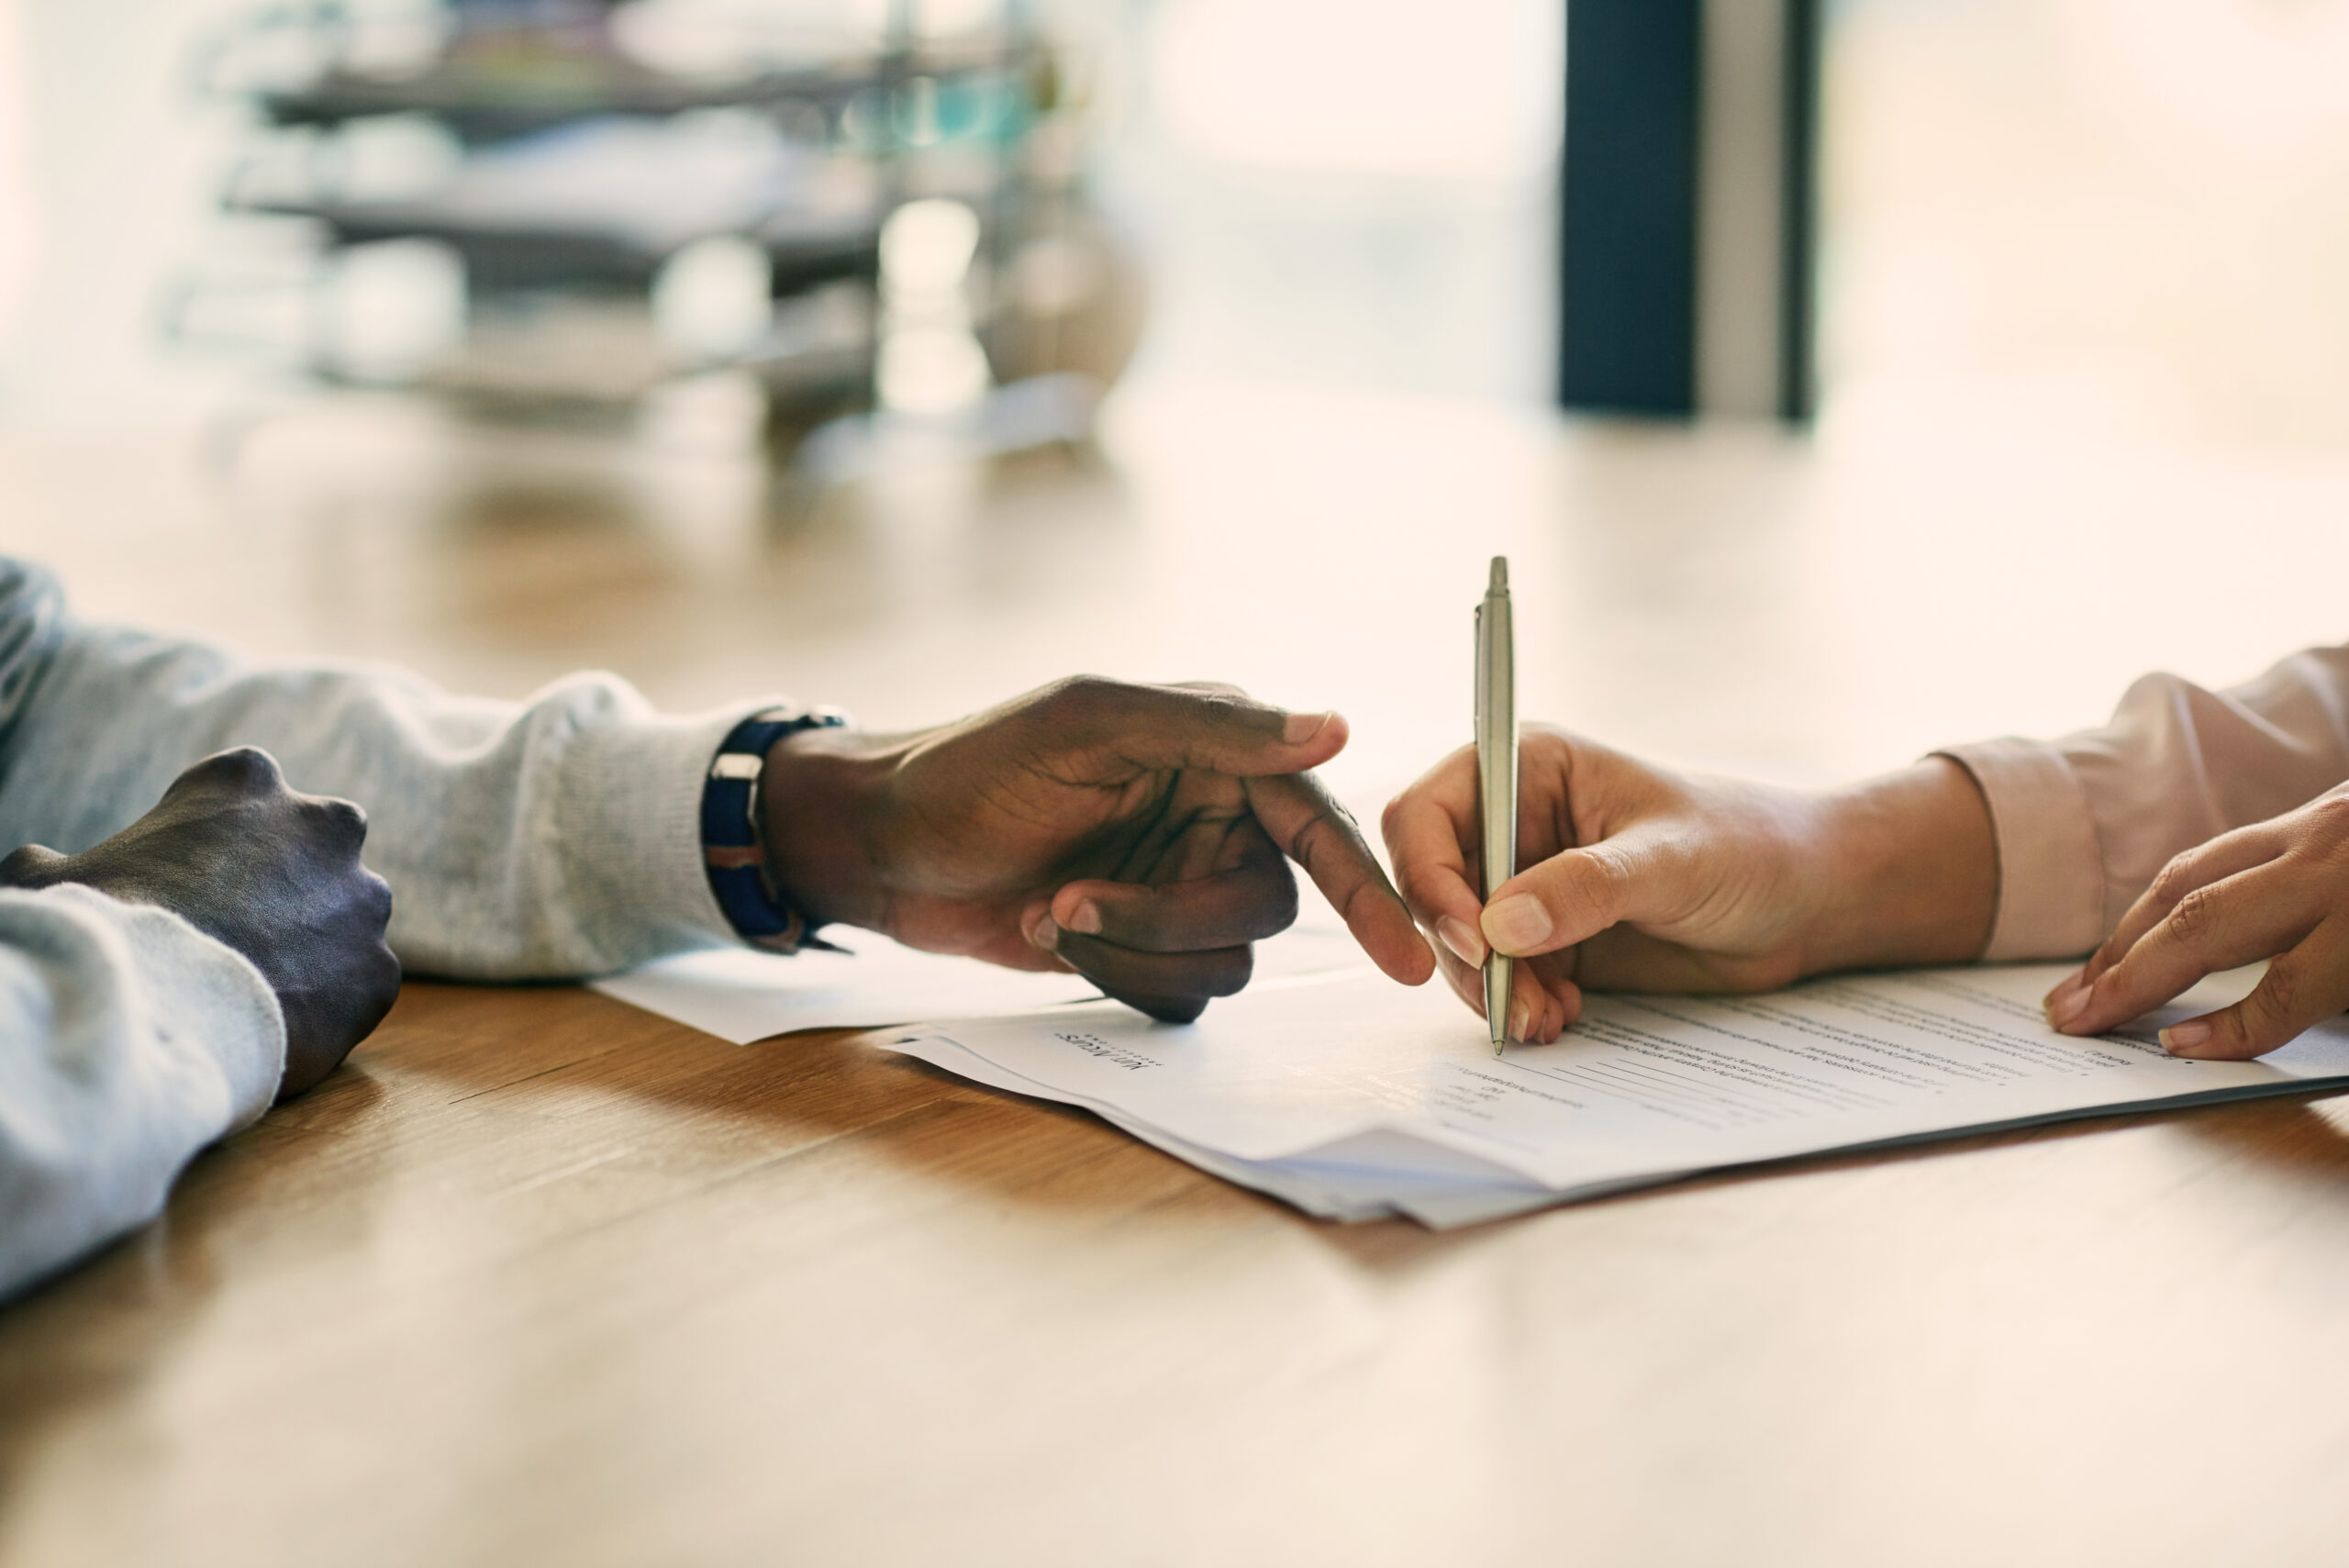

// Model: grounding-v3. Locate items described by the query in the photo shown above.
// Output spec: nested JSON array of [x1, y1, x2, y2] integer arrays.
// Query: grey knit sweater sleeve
[[0, 557, 762, 1296], [0, 884, 285, 1296]]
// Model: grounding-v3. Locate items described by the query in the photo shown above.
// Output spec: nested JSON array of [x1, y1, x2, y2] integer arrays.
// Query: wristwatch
[[701, 703, 852, 954]]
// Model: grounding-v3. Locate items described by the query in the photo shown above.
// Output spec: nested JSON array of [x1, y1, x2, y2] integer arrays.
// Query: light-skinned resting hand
[[2044, 785, 2349, 1060]]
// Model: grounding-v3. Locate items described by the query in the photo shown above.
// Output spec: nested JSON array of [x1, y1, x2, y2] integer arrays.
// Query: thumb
[[1028, 677, 1349, 778], [1478, 825, 1686, 959]]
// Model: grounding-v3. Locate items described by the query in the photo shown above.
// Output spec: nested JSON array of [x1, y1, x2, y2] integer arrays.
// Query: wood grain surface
[[6, 982, 2349, 1568], [6, 379, 2349, 1566]]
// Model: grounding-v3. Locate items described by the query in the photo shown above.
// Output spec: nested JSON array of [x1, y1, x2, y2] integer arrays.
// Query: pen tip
[[1488, 556, 1508, 590]]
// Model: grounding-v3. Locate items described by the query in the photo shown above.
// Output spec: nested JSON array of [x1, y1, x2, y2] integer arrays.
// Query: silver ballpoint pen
[[1475, 556, 1517, 1053]]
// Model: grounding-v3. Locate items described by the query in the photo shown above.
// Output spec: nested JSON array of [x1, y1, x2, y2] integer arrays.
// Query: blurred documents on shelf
[[883, 964, 2349, 1228], [592, 918, 1366, 1045]]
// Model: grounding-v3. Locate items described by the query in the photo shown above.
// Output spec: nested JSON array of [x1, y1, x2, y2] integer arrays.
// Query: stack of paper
[[593, 927, 2349, 1229], [883, 963, 2349, 1227], [591, 918, 1369, 1045]]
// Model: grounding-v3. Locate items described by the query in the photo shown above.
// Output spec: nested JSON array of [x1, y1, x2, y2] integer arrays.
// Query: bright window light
[[1151, 0, 1559, 182]]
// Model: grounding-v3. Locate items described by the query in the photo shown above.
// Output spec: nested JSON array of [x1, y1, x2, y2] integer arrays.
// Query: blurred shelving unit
[[168, 0, 1143, 465]]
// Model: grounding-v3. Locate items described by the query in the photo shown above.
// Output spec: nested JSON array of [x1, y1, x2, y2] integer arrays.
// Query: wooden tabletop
[[6, 979, 2349, 1567], [7, 380, 2349, 1565]]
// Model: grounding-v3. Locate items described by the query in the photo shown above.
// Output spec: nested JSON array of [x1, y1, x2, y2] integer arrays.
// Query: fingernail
[[1065, 901, 1103, 936], [2047, 979, 2090, 1029], [1283, 710, 1336, 744], [1507, 995, 1532, 1043], [1030, 915, 1062, 952], [1483, 895, 1553, 955], [2161, 1021, 2212, 1054], [1436, 916, 1486, 967]]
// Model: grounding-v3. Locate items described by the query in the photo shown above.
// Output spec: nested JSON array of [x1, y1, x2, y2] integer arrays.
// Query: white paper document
[[882, 963, 2349, 1227], [592, 919, 1369, 1045]]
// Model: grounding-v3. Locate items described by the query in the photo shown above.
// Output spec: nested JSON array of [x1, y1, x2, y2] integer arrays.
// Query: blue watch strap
[[702, 703, 851, 954]]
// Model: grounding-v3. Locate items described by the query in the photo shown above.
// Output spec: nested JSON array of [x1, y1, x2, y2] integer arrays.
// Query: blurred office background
[[0, 0, 2347, 795], [0, 0, 1560, 423], [7, 0, 2345, 432]]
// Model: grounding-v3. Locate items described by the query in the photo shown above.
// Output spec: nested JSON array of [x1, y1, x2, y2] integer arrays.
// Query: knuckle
[[1033, 673, 1121, 727], [2165, 885, 2226, 947], [369, 943, 404, 1004], [2306, 794, 2349, 839], [1173, 679, 1249, 701], [1274, 876, 1302, 931], [1248, 862, 1301, 924], [0, 843, 58, 886], [1288, 806, 1336, 870], [2148, 854, 2202, 909], [2304, 798, 2349, 868], [363, 869, 394, 927], [307, 795, 369, 844], [195, 746, 286, 793], [1175, 685, 1255, 731], [1288, 806, 1365, 897], [1520, 725, 1576, 766], [1554, 848, 1627, 928], [2250, 960, 2303, 1026]]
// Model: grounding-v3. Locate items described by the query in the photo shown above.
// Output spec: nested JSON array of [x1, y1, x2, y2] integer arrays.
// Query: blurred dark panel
[[1778, 0, 1820, 422], [1557, 0, 1698, 417]]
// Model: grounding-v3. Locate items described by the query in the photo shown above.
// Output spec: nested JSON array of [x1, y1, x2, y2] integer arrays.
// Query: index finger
[[1245, 771, 1435, 986], [1378, 746, 1491, 965], [2047, 820, 2293, 1030], [2057, 860, 2321, 1039], [2081, 820, 2289, 990]]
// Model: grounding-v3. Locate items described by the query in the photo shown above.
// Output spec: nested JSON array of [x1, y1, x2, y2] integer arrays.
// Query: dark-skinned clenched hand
[[0, 748, 400, 1099], [760, 676, 1435, 1021]]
